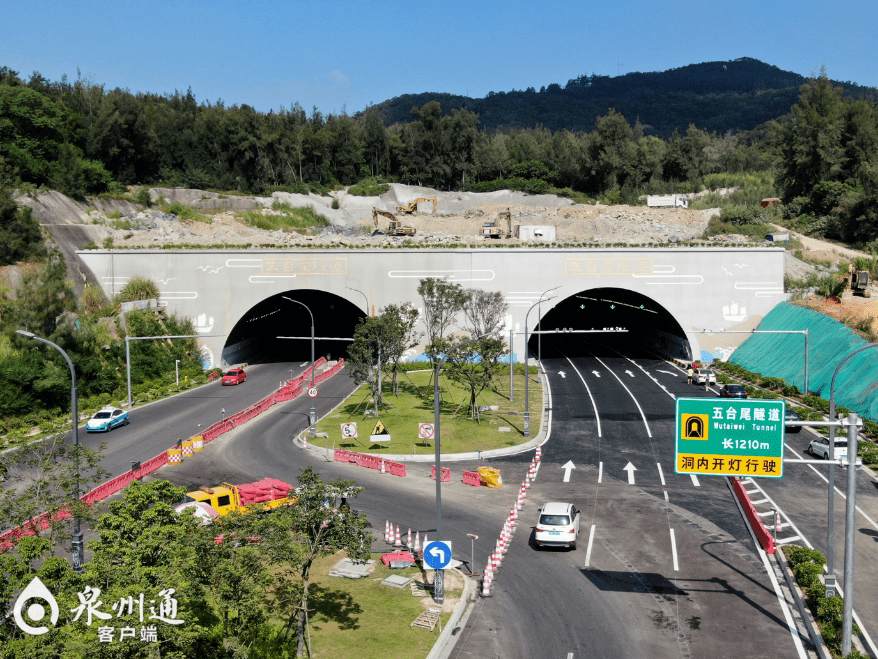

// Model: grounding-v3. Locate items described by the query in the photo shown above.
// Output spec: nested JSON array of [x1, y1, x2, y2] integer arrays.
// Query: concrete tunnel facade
[[77, 247, 787, 368]]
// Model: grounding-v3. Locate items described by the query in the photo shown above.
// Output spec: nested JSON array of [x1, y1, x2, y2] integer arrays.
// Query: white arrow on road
[[657, 370, 676, 376], [623, 462, 637, 484], [558, 371, 566, 378], [429, 546, 445, 563], [624, 370, 635, 377], [562, 460, 576, 483], [591, 370, 601, 378]]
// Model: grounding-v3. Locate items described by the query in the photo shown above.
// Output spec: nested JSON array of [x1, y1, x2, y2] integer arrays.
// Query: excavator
[[372, 208, 416, 237], [396, 197, 437, 214], [482, 209, 512, 239]]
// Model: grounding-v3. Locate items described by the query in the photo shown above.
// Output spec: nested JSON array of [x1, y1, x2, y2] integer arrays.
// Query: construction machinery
[[396, 197, 437, 214], [482, 209, 512, 239], [849, 265, 871, 297], [372, 208, 416, 237], [181, 479, 297, 517]]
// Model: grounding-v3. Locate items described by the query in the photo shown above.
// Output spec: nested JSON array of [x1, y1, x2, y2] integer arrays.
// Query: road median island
[[299, 368, 544, 459]]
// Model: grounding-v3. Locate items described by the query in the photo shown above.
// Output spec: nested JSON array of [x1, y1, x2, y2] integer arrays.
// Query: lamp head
[[16, 330, 35, 338]]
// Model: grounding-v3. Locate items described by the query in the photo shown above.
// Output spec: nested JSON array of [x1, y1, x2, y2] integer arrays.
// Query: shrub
[[331, 198, 340, 210], [348, 177, 390, 196], [135, 187, 152, 207], [119, 276, 159, 302]]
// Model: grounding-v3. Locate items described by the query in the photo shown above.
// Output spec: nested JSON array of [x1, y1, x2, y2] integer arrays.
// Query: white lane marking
[[751, 498, 770, 505], [611, 351, 678, 401], [657, 463, 666, 486], [563, 355, 602, 437], [656, 369, 677, 376], [690, 474, 701, 487], [776, 535, 802, 545], [744, 475, 878, 656], [784, 442, 878, 531], [591, 354, 652, 437], [664, 490, 669, 502], [670, 529, 679, 571], [584, 525, 596, 567], [624, 462, 637, 485], [598, 462, 603, 483], [745, 488, 760, 495], [725, 478, 808, 658], [558, 371, 566, 378], [562, 460, 576, 483]]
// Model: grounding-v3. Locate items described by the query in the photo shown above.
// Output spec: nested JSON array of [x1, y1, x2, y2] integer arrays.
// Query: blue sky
[[3, 0, 876, 117]]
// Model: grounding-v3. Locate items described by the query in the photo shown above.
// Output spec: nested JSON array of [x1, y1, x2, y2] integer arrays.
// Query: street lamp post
[[825, 343, 878, 600], [433, 331, 492, 605], [16, 330, 84, 572], [346, 286, 370, 316], [282, 296, 316, 434], [524, 295, 556, 438], [537, 286, 559, 368]]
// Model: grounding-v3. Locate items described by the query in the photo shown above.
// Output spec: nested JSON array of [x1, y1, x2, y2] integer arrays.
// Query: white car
[[85, 406, 129, 432], [694, 368, 716, 385], [807, 437, 848, 461], [534, 502, 580, 550]]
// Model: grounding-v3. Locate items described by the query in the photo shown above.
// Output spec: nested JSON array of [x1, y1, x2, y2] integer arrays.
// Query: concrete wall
[[77, 247, 786, 368]]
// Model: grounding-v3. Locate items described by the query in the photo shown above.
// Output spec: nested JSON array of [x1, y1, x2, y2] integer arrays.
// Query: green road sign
[[675, 397, 785, 479]]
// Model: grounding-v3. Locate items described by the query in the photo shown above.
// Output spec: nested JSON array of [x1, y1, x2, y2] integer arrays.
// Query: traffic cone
[[414, 532, 421, 553], [407, 528, 412, 548], [482, 577, 492, 597], [422, 533, 428, 549], [394, 525, 402, 547], [385, 520, 390, 542]]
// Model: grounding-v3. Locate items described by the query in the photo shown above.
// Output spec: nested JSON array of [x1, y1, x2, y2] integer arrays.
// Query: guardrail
[[333, 448, 407, 477], [730, 476, 775, 553], [0, 360, 346, 549]]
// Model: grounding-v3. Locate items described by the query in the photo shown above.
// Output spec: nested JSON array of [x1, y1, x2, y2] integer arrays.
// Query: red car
[[222, 368, 246, 385]]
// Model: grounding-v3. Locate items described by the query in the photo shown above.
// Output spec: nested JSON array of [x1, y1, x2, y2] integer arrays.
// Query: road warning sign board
[[340, 422, 358, 439], [370, 420, 390, 444], [418, 423, 435, 440], [675, 398, 785, 479]]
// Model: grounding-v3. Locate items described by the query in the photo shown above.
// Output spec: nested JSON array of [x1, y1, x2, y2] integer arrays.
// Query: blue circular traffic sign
[[423, 540, 452, 569]]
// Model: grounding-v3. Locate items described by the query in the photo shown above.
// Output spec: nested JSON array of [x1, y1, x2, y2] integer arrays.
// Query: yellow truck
[[182, 478, 297, 517]]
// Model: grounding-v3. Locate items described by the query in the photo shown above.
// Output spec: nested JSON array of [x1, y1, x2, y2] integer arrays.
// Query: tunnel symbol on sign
[[681, 414, 709, 440]]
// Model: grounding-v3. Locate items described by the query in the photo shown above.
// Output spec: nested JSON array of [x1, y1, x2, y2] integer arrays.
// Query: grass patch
[[159, 200, 211, 223], [109, 217, 135, 230], [285, 552, 462, 659], [313, 369, 542, 453], [237, 205, 331, 232]]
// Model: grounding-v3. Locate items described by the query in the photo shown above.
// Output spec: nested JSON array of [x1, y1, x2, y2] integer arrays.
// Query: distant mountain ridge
[[364, 57, 878, 136]]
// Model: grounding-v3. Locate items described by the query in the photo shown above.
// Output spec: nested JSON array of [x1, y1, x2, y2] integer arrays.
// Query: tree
[[262, 467, 370, 658], [10, 250, 75, 339], [346, 315, 388, 416], [0, 436, 108, 555], [417, 278, 470, 370], [0, 170, 45, 265], [378, 303, 421, 397], [775, 71, 847, 201]]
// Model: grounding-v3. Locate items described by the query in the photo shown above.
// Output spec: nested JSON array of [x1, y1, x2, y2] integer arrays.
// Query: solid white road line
[[690, 474, 701, 487], [784, 442, 878, 531], [670, 529, 679, 571], [725, 478, 808, 658], [598, 462, 603, 484], [744, 474, 878, 657], [750, 498, 770, 505], [657, 463, 666, 486], [776, 535, 802, 545], [664, 491, 669, 502], [585, 525, 596, 567], [563, 355, 602, 437], [591, 354, 652, 437]]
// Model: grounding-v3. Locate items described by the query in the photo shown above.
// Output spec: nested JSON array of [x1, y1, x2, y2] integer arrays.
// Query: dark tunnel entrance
[[222, 290, 366, 366], [531, 287, 691, 361]]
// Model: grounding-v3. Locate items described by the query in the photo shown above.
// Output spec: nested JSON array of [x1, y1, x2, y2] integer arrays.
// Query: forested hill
[[367, 57, 878, 136]]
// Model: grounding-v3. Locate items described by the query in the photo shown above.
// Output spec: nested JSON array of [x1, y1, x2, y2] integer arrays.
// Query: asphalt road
[[74, 362, 323, 479], [71, 342, 878, 658], [143, 345, 810, 659]]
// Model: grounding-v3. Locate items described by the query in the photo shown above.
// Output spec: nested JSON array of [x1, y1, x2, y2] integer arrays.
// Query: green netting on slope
[[730, 302, 878, 421]]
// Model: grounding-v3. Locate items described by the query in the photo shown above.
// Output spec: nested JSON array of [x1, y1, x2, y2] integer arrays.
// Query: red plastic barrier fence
[[463, 470, 481, 487], [730, 477, 775, 554], [1, 360, 350, 550], [386, 461, 406, 477], [431, 466, 451, 482]]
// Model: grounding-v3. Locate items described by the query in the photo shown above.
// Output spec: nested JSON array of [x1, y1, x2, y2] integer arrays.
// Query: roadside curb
[[426, 568, 476, 659], [296, 370, 550, 462], [774, 549, 832, 659]]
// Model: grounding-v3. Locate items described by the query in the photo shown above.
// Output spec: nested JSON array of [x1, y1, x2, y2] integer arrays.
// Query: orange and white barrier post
[[407, 528, 412, 548], [414, 532, 421, 553], [394, 525, 402, 547]]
